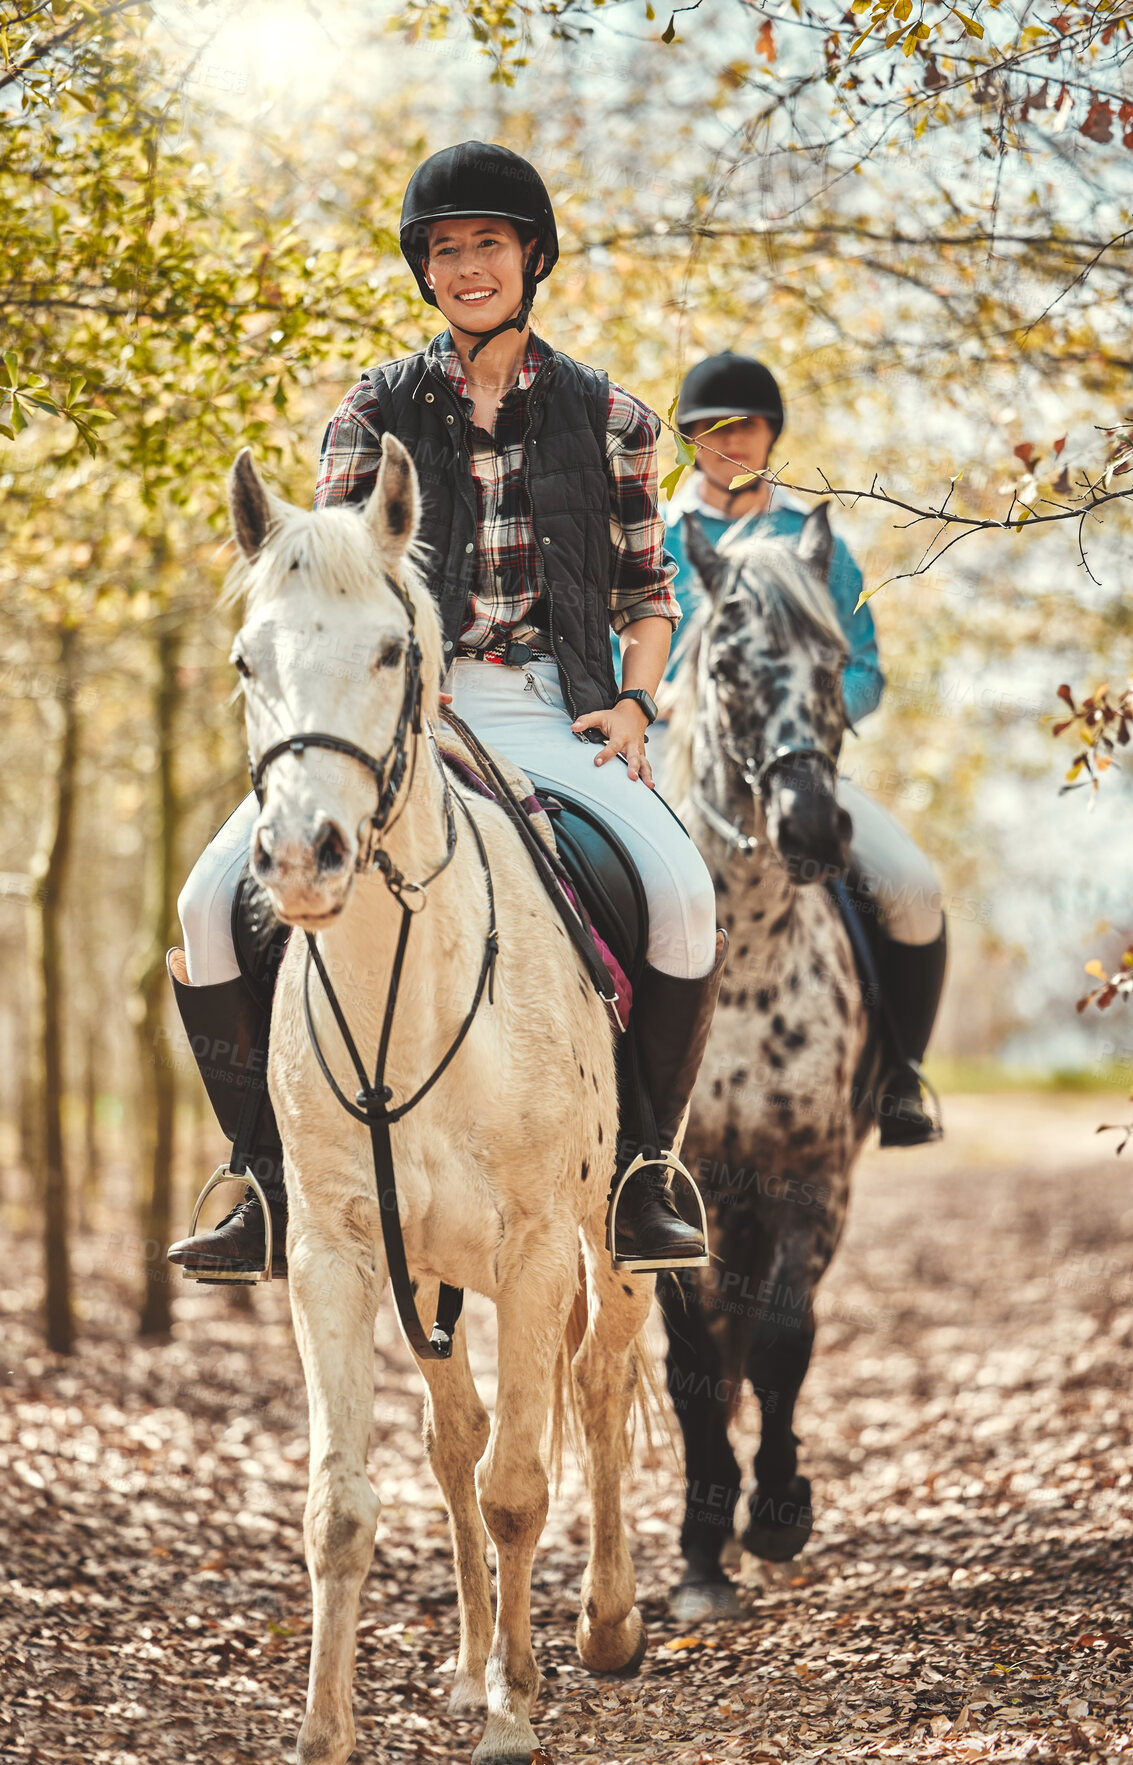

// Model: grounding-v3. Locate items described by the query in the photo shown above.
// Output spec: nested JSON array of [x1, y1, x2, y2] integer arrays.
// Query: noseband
[[691, 742, 840, 857], [249, 570, 425, 866]]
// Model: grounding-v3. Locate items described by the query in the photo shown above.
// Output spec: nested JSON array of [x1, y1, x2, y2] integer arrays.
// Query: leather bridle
[[243, 570, 489, 1361], [691, 741, 840, 857]]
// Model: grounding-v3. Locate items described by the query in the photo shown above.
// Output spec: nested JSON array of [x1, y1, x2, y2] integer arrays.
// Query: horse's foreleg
[[658, 1268, 745, 1620], [414, 1282, 493, 1717], [742, 1229, 817, 1563], [572, 1238, 654, 1676], [472, 1247, 577, 1765], [290, 1223, 384, 1765]]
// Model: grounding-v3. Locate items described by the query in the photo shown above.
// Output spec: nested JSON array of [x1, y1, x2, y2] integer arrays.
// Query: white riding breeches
[[177, 658, 719, 988], [835, 778, 944, 947]]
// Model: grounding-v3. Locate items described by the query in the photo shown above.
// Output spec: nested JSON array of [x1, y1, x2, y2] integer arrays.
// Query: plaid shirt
[[314, 331, 680, 650]]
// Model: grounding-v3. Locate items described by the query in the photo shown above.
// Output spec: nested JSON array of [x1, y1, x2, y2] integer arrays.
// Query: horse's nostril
[[313, 819, 348, 875], [253, 830, 273, 877]]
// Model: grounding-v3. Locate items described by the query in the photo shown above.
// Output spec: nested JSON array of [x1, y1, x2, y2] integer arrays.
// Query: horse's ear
[[797, 502, 835, 584], [229, 449, 279, 558], [683, 513, 727, 597], [364, 435, 419, 565]]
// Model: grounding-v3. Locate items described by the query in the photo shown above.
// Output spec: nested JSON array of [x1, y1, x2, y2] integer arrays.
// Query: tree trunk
[[29, 625, 80, 1355], [137, 612, 183, 1338], [81, 1020, 100, 1231]]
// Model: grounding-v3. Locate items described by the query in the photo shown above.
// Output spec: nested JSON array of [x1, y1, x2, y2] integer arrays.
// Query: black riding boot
[[610, 930, 728, 1270], [165, 951, 289, 1279], [873, 926, 947, 1147]]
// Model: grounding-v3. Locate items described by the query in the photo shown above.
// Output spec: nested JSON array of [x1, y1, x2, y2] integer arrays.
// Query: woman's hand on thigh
[[571, 704, 655, 788]]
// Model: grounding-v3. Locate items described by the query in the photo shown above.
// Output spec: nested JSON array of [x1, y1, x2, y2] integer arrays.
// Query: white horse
[[225, 439, 653, 1765]]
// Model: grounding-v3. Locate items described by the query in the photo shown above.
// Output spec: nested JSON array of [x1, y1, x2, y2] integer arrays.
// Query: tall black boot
[[165, 948, 289, 1279], [872, 926, 947, 1147], [610, 929, 728, 1270]]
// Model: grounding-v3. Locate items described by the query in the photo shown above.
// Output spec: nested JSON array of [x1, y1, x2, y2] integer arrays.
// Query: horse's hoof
[[668, 1573, 744, 1624], [470, 1721, 539, 1764], [741, 1474, 813, 1562], [576, 1604, 647, 1676], [448, 1668, 488, 1715]]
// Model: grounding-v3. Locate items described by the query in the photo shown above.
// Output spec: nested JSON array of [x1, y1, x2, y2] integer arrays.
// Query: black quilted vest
[[359, 338, 619, 719]]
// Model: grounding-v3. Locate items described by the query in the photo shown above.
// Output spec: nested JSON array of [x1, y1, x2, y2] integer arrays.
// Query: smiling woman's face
[[424, 215, 533, 336]]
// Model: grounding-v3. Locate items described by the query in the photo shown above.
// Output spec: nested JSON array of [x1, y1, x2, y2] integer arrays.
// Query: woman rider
[[661, 352, 946, 1145], [167, 142, 727, 1281]]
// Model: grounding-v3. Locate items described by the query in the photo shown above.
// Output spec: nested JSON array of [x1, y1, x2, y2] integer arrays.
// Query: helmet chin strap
[[465, 256, 539, 362]]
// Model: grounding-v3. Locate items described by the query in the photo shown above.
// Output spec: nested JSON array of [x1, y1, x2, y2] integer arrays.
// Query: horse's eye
[[376, 639, 403, 670], [233, 654, 251, 679]]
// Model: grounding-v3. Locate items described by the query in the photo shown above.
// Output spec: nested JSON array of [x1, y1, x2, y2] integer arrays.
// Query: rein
[[248, 571, 485, 1362]]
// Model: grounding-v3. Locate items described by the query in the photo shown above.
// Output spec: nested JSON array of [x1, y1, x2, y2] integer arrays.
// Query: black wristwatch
[[615, 687, 658, 726]]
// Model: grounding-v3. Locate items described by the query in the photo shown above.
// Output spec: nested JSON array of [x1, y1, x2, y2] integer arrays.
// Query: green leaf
[[660, 461, 690, 499], [729, 470, 757, 489], [9, 399, 28, 435], [2, 351, 18, 386]]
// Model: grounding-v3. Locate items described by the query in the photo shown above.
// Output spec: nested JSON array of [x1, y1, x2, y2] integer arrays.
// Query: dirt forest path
[[2, 1093, 1131, 1764]]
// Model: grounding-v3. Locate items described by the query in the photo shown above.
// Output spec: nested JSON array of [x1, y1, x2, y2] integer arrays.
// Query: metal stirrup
[[606, 1150, 710, 1273], [181, 1166, 275, 1285]]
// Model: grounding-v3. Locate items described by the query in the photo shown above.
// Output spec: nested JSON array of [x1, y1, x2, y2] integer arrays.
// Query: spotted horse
[[659, 504, 884, 1622]]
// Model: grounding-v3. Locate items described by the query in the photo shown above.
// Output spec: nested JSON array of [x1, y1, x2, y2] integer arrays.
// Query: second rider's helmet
[[676, 353, 785, 444], [400, 142, 558, 355]]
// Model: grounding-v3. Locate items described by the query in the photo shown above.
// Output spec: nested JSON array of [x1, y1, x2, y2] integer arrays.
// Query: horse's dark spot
[[738, 943, 749, 958], [784, 1027, 807, 1051], [772, 1014, 786, 1036], [788, 972, 800, 992], [622, 1283, 634, 1296], [579, 1063, 585, 1077], [581, 1160, 589, 1183], [811, 961, 823, 979], [761, 1046, 785, 1070], [750, 909, 765, 922], [386, 498, 407, 535], [725, 913, 735, 930], [789, 1126, 817, 1149], [730, 1068, 748, 1086], [592, 1071, 598, 1091], [597, 1124, 603, 1144], [770, 910, 790, 935], [712, 1079, 723, 1100], [713, 872, 729, 896], [719, 989, 732, 1009], [755, 987, 778, 1012], [736, 989, 748, 1009], [290, 556, 300, 571]]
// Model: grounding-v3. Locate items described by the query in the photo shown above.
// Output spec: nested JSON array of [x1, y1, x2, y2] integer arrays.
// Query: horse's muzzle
[[252, 812, 356, 925], [765, 771, 853, 885]]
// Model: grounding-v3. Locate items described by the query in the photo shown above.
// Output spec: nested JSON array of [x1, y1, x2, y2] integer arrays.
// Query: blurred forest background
[[2, 0, 1132, 1350]]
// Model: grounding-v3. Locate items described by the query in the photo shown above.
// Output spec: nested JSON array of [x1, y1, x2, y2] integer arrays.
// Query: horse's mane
[[223, 503, 443, 725], [665, 530, 848, 806]]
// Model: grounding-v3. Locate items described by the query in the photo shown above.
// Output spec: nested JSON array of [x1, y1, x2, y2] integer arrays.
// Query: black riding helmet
[[400, 141, 559, 358], [676, 353, 785, 444]]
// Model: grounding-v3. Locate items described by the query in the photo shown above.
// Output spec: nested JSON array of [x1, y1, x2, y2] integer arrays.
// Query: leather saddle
[[523, 773, 648, 991]]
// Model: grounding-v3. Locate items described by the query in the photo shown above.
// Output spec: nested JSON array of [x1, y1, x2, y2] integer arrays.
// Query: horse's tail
[[547, 1256, 676, 1488]]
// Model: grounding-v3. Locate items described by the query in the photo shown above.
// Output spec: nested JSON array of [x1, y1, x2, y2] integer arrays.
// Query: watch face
[[621, 689, 657, 723]]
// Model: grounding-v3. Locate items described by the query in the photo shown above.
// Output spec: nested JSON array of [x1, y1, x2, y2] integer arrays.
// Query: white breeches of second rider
[[178, 657, 719, 988], [831, 779, 943, 946], [647, 727, 944, 949]]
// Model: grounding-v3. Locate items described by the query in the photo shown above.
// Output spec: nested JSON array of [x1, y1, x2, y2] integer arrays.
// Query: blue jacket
[[660, 500, 884, 727]]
